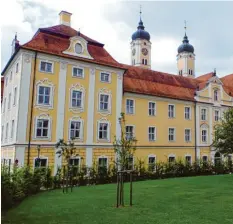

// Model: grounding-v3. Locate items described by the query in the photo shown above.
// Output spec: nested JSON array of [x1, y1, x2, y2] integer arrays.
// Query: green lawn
[[3, 175, 233, 224]]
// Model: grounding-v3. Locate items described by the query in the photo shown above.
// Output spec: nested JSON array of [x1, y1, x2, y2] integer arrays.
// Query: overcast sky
[[1, 0, 233, 77]]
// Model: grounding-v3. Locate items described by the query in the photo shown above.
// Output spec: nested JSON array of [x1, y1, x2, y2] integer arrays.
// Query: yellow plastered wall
[[93, 148, 115, 165], [93, 70, 118, 143], [64, 65, 90, 142], [1, 147, 15, 161], [60, 13, 71, 24], [200, 147, 211, 158], [61, 148, 86, 166], [123, 96, 195, 146]]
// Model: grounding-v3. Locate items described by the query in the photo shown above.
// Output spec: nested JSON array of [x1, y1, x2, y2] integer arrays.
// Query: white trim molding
[[72, 66, 85, 79], [98, 88, 112, 116], [69, 83, 85, 113], [39, 60, 54, 74], [100, 71, 111, 83], [125, 98, 135, 115], [97, 118, 111, 143], [68, 117, 84, 141]]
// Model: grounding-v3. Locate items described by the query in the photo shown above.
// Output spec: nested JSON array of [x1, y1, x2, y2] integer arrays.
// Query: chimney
[[11, 33, 20, 56], [59, 11, 72, 26]]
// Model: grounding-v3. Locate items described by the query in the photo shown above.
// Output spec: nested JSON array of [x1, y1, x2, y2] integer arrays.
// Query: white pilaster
[[209, 106, 213, 145], [86, 67, 96, 167], [54, 61, 67, 175], [15, 146, 25, 167], [196, 104, 200, 160]]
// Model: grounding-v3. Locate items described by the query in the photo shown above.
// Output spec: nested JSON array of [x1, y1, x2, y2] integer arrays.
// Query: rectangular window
[[126, 126, 134, 140], [11, 120, 15, 138], [168, 105, 175, 118], [148, 127, 156, 141], [1, 126, 4, 141], [169, 156, 175, 163], [8, 93, 11, 109], [13, 87, 17, 105], [69, 158, 80, 166], [148, 156, 155, 171], [16, 63, 19, 73], [70, 121, 81, 139], [214, 90, 218, 101], [168, 128, 175, 141], [98, 122, 108, 140], [126, 155, 134, 170], [40, 61, 52, 73], [126, 99, 134, 114], [38, 86, 51, 105], [36, 119, 49, 138], [5, 77, 8, 86], [185, 156, 192, 165], [99, 94, 109, 111], [34, 158, 48, 168], [201, 130, 207, 143], [3, 98, 6, 113], [100, 72, 110, 83], [73, 67, 84, 78], [185, 107, 191, 120], [185, 129, 191, 142], [148, 102, 156, 116], [72, 90, 82, 108], [214, 110, 220, 122], [98, 157, 108, 173], [202, 156, 208, 162], [10, 71, 12, 80], [5, 123, 8, 140], [201, 108, 207, 121]]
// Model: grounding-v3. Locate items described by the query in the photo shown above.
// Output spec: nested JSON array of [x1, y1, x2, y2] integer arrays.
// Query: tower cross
[[140, 5, 142, 18], [184, 20, 187, 33]]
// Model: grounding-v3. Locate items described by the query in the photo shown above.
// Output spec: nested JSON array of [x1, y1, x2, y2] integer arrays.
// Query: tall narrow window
[[126, 126, 134, 140], [202, 156, 208, 163], [126, 155, 134, 170], [11, 120, 15, 138], [145, 59, 147, 65], [38, 86, 51, 105], [36, 119, 49, 138], [184, 107, 191, 120], [168, 105, 175, 118], [148, 127, 156, 141], [142, 59, 144, 64], [201, 130, 207, 143], [185, 156, 192, 165], [1, 126, 4, 141], [8, 93, 11, 109], [40, 61, 52, 73], [201, 108, 207, 121], [185, 129, 191, 142], [70, 121, 81, 139], [3, 98, 6, 113], [126, 99, 134, 114], [99, 94, 109, 111], [214, 110, 220, 122], [13, 87, 17, 105], [168, 128, 175, 141], [214, 90, 218, 101], [148, 102, 156, 116], [16, 63, 19, 73], [5, 123, 9, 140], [72, 90, 82, 108], [148, 156, 155, 171], [98, 157, 108, 173], [98, 122, 109, 140]]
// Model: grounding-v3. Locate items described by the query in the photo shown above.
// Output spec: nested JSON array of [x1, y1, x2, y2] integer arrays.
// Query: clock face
[[141, 48, 148, 56], [132, 48, 136, 56]]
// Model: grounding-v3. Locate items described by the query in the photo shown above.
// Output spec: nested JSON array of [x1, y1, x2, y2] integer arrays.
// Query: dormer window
[[75, 43, 82, 54], [214, 90, 219, 101]]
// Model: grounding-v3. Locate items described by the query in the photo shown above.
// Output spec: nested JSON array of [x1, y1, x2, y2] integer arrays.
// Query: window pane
[[43, 120, 49, 127], [43, 129, 48, 137]]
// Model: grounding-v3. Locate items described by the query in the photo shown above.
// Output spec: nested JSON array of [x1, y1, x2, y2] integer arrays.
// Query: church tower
[[131, 9, 151, 69], [177, 22, 195, 78]]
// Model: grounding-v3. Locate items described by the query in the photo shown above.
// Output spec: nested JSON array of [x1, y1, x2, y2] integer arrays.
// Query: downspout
[[194, 100, 197, 162], [27, 51, 37, 166]]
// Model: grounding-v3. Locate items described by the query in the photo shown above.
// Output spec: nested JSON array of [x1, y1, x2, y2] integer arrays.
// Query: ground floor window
[[148, 156, 155, 171], [98, 157, 108, 174], [126, 155, 134, 170], [202, 156, 208, 163], [214, 152, 221, 166], [168, 156, 175, 163], [34, 158, 48, 168], [185, 156, 192, 165]]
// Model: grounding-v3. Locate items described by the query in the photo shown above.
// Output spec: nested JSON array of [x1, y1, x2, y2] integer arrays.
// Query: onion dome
[[178, 33, 194, 54], [132, 18, 150, 41]]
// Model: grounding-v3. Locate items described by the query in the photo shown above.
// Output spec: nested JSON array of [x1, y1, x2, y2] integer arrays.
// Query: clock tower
[[131, 10, 151, 69]]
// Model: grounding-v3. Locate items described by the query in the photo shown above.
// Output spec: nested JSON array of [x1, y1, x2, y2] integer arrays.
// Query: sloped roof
[[195, 72, 214, 82]]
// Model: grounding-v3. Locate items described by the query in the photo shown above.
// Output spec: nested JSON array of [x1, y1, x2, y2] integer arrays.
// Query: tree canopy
[[213, 108, 233, 155]]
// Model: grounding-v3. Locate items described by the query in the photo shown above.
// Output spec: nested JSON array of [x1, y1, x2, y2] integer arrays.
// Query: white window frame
[[214, 89, 219, 101], [126, 155, 134, 170], [98, 156, 108, 170], [184, 106, 191, 120], [148, 101, 156, 116], [201, 108, 207, 121], [16, 63, 19, 73], [168, 127, 176, 142], [100, 72, 111, 83], [8, 93, 11, 110], [70, 89, 84, 109], [37, 85, 52, 106], [5, 123, 9, 141], [97, 120, 110, 142], [185, 155, 192, 164], [1, 125, 4, 142], [148, 126, 156, 142], [68, 118, 84, 141], [202, 155, 208, 162], [72, 66, 84, 78], [3, 97, 6, 113], [201, 129, 208, 143], [13, 86, 17, 106], [98, 93, 111, 113], [5, 76, 8, 86], [11, 120, 15, 139], [39, 60, 54, 74], [125, 125, 135, 140], [168, 154, 176, 163], [214, 110, 220, 122], [34, 115, 51, 140], [33, 156, 48, 169], [126, 98, 135, 115], [69, 156, 81, 168], [168, 104, 175, 118], [10, 71, 13, 81], [148, 155, 156, 171], [184, 128, 191, 142]]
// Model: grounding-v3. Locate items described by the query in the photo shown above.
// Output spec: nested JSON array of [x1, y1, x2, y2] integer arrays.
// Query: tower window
[[189, 69, 193, 75], [179, 70, 183, 76], [142, 59, 144, 65], [145, 59, 147, 65]]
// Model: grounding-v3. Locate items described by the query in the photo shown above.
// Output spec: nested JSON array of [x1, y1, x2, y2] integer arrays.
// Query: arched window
[[145, 59, 147, 65], [142, 59, 144, 65], [214, 89, 218, 101], [214, 152, 221, 166]]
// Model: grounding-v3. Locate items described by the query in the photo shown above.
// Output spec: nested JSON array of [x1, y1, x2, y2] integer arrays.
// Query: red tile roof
[[195, 72, 214, 82]]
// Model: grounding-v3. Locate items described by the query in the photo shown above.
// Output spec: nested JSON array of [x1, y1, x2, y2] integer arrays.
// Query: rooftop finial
[[213, 68, 216, 76], [15, 32, 17, 40], [184, 20, 187, 35], [140, 5, 142, 19]]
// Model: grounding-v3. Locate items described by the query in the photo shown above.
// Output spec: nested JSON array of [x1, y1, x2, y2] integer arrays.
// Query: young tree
[[213, 108, 233, 155]]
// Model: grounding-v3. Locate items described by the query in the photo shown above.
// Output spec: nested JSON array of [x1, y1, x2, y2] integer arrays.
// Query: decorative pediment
[[208, 76, 223, 85], [63, 36, 93, 60]]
